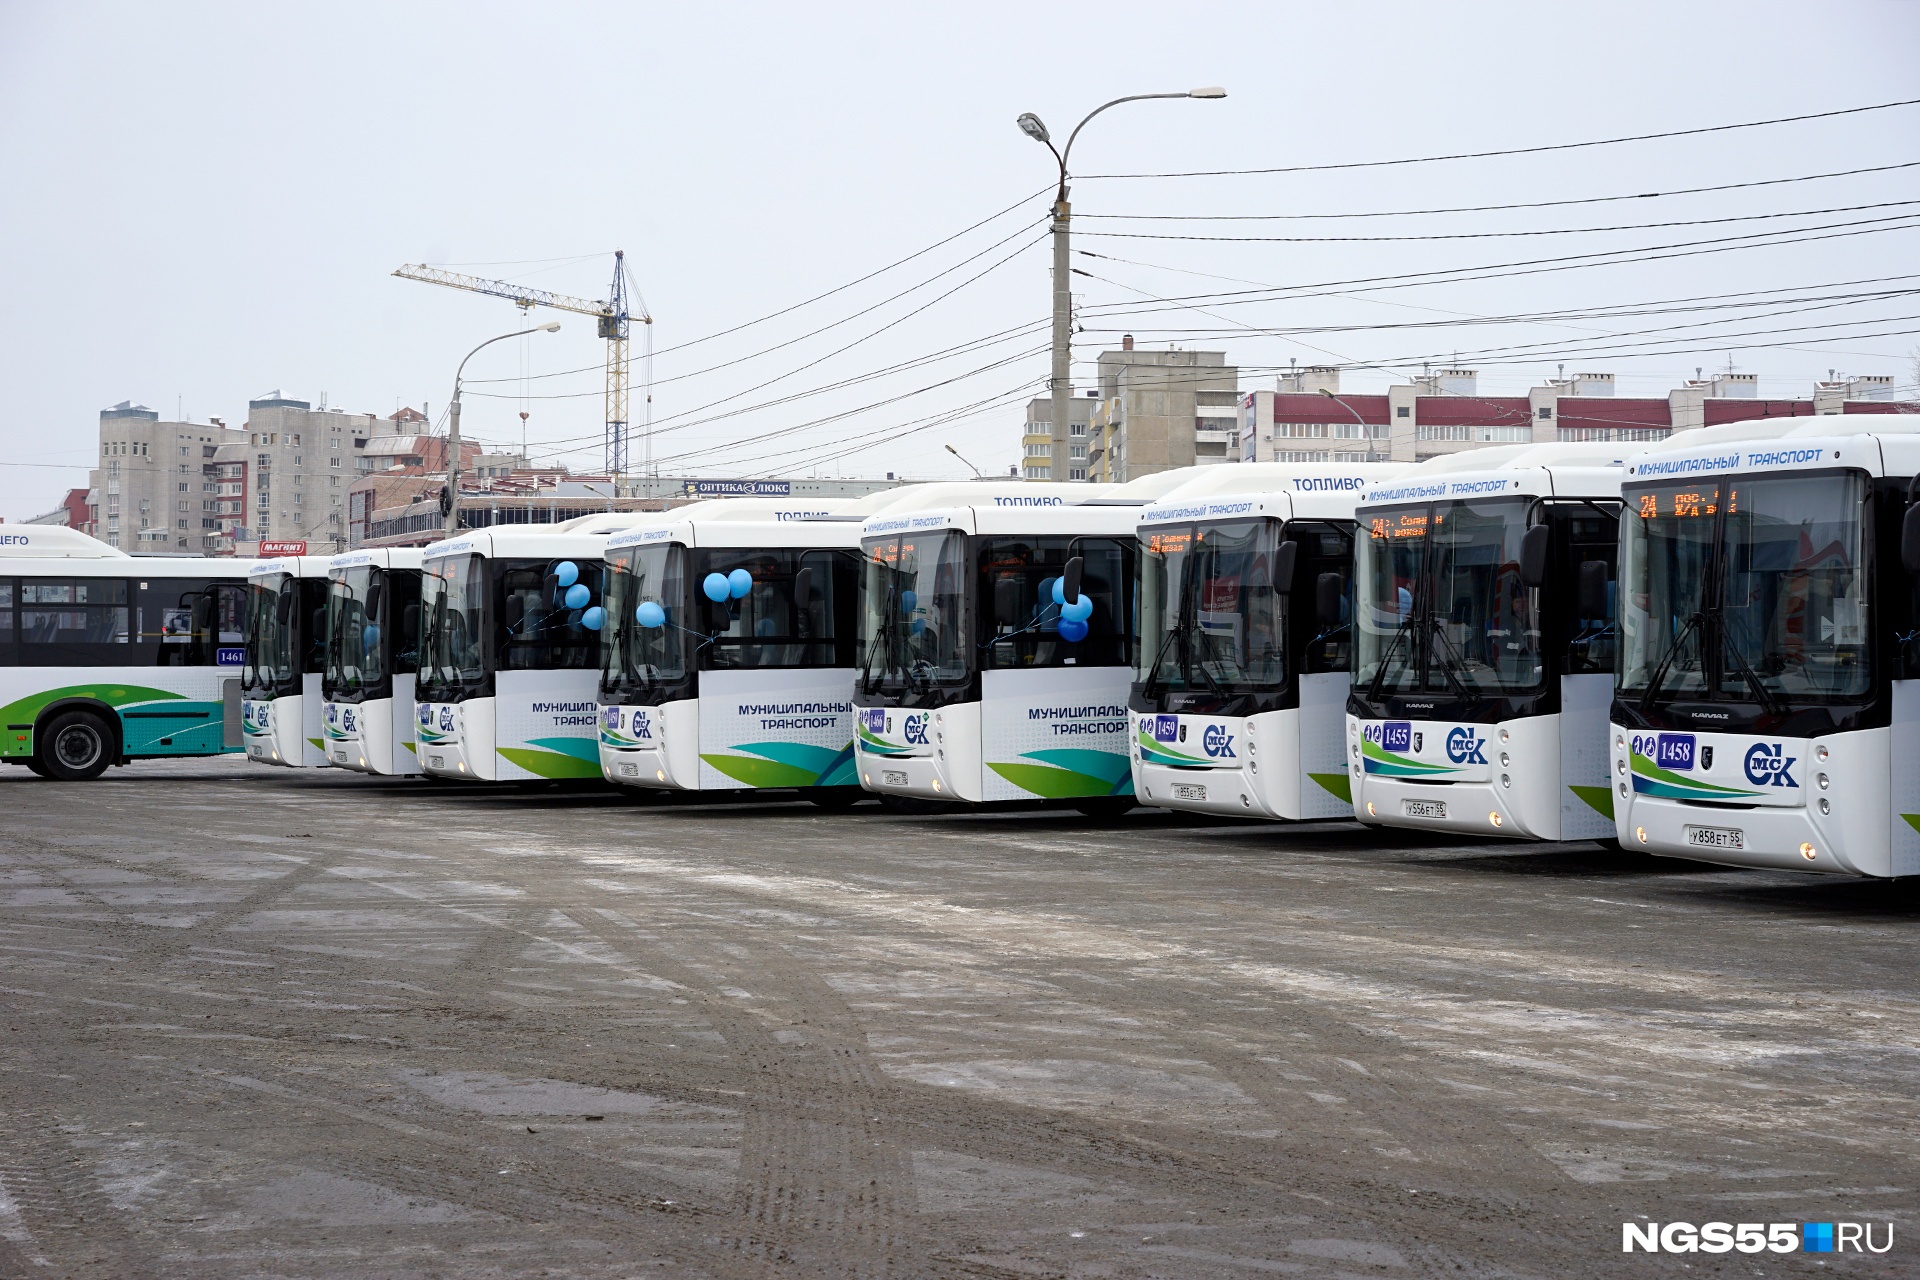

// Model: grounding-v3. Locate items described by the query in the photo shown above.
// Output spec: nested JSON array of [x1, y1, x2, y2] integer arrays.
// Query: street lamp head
[[537, 321, 561, 333], [1187, 86, 1228, 99], [1016, 112, 1051, 144], [1318, 387, 1336, 396]]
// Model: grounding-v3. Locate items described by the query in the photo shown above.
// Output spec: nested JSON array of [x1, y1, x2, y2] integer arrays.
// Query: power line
[[1078, 97, 1920, 180], [1076, 200, 1920, 244], [1076, 160, 1920, 221]]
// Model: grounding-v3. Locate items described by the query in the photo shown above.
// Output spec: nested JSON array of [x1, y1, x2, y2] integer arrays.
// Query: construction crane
[[393, 251, 654, 476]]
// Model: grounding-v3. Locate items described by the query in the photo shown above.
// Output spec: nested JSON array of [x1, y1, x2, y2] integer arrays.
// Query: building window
[[1396, 406, 1410, 418], [1537, 406, 1553, 420], [330, 455, 340, 467], [1069, 444, 1086, 460], [1069, 421, 1086, 437]]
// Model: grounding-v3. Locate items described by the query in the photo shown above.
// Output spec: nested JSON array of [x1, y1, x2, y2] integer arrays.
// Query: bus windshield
[[1354, 497, 1542, 700], [603, 543, 688, 702], [1139, 520, 1285, 696], [1620, 472, 1869, 705], [857, 529, 968, 700], [243, 573, 295, 698], [979, 535, 1132, 671], [325, 567, 384, 701], [419, 554, 487, 702]]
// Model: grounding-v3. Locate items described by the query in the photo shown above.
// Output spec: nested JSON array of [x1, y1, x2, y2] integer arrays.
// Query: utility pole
[[1018, 87, 1225, 481]]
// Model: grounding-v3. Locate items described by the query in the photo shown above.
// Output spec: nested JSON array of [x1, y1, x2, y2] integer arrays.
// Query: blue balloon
[[1040, 576, 1059, 604], [1061, 594, 1093, 623], [703, 572, 730, 602], [554, 560, 579, 587], [900, 588, 917, 614], [1058, 617, 1089, 643], [363, 623, 380, 651], [564, 583, 591, 609], [580, 606, 604, 631], [1052, 577, 1068, 605], [728, 567, 753, 599], [636, 600, 666, 628]]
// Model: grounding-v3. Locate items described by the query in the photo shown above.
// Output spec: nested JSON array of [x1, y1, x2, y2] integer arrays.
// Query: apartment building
[[87, 402, 246, 553], [1081, 338, 1240, 482], [1019, 393, 1098, 481], [239, 393, 377, 555]]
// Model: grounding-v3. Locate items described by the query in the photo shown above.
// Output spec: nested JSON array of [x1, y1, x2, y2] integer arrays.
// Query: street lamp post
[[444, 322, 560, 537], [1317, 387, 1377, 460], [1018, 87, 1224, 483]]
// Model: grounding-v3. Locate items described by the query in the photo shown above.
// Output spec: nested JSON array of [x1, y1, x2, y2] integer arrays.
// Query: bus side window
[[0, 579, 14, 666]]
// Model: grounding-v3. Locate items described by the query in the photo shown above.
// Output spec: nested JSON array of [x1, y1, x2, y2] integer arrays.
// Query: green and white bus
[[322, 547, 425, 775], [242, 555, 332, 767], [0, 525, 248, 781]]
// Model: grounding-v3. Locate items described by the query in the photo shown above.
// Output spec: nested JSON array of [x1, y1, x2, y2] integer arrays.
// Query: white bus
[[322, 547, 425, 775], [416, 515, 647, 782], [1130, 463, 1401, 820], [242, 555, 333, 767], [598, 497, 870, 804], [1611, 421, 1920, 876], [0, 525, 248, 781], [852, 474, 1197, 815], [1347, 443, 1630, 841]]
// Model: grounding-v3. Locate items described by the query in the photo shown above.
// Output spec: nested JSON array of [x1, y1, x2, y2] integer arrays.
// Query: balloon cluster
[[554, 561, 604, 631], [704, 568, 754, 603], [1044, 577, 1093, 643]]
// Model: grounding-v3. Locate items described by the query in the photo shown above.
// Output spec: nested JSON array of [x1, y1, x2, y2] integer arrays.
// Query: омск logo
[[1445, 726, 1486, 764], [1743, 742, 1797, 787]]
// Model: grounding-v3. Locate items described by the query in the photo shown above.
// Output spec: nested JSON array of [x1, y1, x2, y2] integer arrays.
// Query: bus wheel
[[1070, 797, 1136, 821], [38, 711, 113, 782], [804, 787, 863, 810]]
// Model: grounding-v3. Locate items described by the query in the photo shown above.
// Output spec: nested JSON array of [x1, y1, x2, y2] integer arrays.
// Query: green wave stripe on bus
[[1360, 738, 1455, 777], [701, 740, 856, 789], [498, 737, 602, 779], [0, 683, 186, 728], [306, 737, 324, 753], [1904, 813, 1920, 834], [1568, 784, 1615, 818], [856, 723, 915, 756], [1628, 751, 1758, 801], [988, 748, 1133, 799], [1135, 727, 1208, 767], [1309, 772, 1352, 803]]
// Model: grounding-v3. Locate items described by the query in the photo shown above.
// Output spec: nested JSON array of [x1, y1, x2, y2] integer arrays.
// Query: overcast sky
[[2, 0, 1917, 517]]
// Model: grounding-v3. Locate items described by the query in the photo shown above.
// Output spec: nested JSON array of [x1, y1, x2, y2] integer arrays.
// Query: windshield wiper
[[1424, 617, 1483, 707], [1718, 633, 1788, 719], [1366, 611, 1421, 701], [1638, 611, 1705, 713]]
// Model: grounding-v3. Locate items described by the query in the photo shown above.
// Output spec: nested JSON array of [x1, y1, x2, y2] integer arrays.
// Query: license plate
[[1172, 783, 1207, 802], [428, 755, 444, 769], [249, 745, 265, 757], [883, 769, 908, 787], [332, 750, 349, 763], [1687, 825, 1744, 850], [1402, 798, 1448, 819], [617, 761, 639, 778]]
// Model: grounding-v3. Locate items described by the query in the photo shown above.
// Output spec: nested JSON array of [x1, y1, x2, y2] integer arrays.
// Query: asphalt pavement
[[1, 756, 1914, 1278]]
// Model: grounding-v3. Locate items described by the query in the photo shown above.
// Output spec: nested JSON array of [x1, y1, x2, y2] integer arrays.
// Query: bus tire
[[1070, 797, 1136, 821], [804, 787, 863, 810], [37, 710, 114, 782]]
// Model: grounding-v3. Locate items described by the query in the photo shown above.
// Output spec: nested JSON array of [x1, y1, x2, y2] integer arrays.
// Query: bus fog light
[[1617, 782, 1627, 798], [930, 778, 942, 793], [1816, 744, 1830, 761], [1351, 744, 1359, 759], [1488, 811, 1503, 828], [1817, 773, 1829, 790], [1499, 752, 1510, 767], [1498, 729, 1510, 743], [1615, 734, 1625, 749], [1635, 826, 1648, 844], [1800, 842, 1818, 860], [1819, 798, 1831, 815], [1500, 774, 1511, 788], [656, 769, 666, 781], [1366, 801, 1377, 817], [1616, 758, 1627, 775], [862, 773, 871, 785]]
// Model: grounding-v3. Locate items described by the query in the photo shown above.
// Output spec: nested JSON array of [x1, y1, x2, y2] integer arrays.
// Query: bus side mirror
[[1271, 540, 1299, 594], [994, 576, 1019, 621], [1315, 572, 1343, 628], [1577, 560, 1610, 620], [1062, 555, 1084, 603], [1903, 502, 1920, 576], [366, 580, 385, 623], [1519, 523, 1551, 588]]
